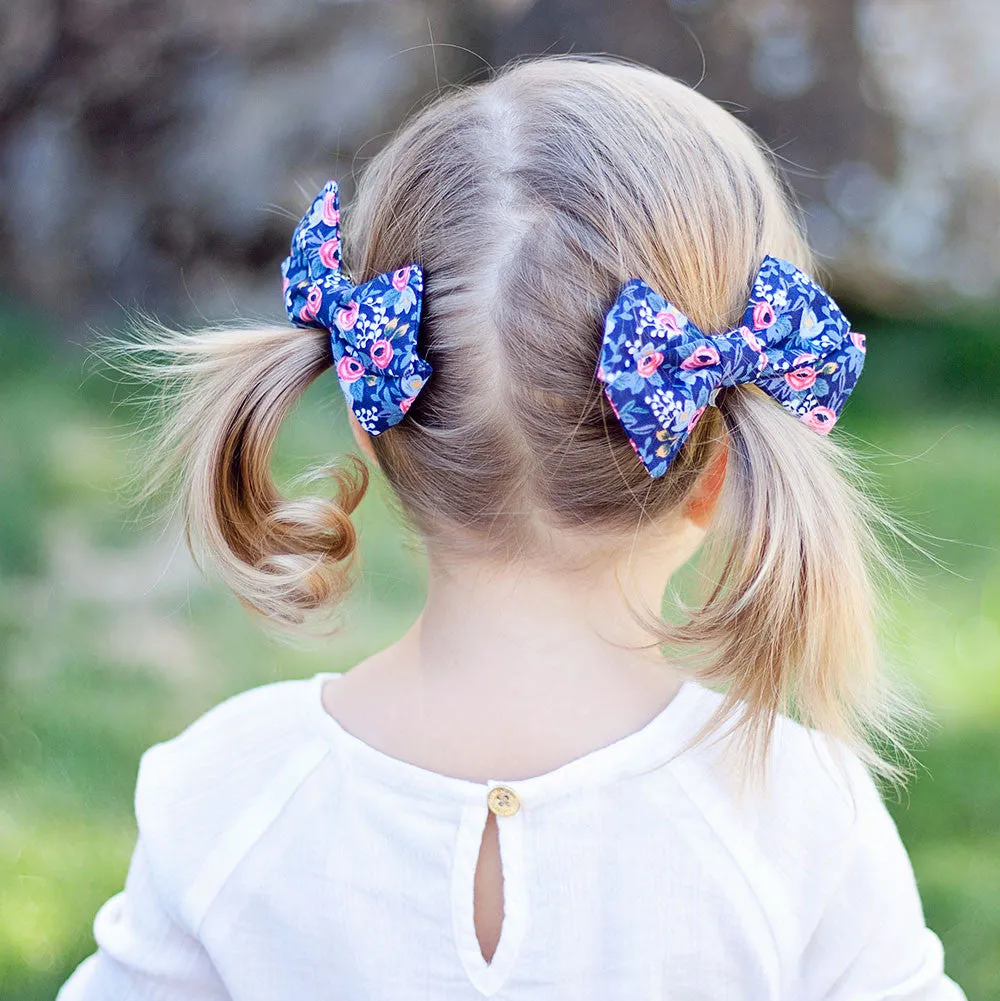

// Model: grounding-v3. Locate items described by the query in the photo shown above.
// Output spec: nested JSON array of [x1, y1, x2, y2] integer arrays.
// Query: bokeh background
[[1, 1, 998, 998]]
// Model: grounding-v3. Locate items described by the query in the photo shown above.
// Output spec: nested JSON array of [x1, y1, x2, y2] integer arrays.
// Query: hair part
[[116, 55, 927, 792]]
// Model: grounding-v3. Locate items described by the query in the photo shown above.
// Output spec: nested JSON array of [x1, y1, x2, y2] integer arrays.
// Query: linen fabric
[[597, 256, 867, 476], [58, 673, 966, 1001]]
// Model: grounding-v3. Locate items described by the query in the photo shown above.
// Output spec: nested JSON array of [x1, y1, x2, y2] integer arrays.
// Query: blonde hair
[[123, 56, 924, 790]]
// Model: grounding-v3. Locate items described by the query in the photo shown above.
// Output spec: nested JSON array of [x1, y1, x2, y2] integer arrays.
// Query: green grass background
[[1, 304, 997, 999]]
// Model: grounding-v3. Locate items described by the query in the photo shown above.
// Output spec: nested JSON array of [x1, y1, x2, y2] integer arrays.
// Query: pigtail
[[667, 388, 927, 793], [115, 320, 367, 628]]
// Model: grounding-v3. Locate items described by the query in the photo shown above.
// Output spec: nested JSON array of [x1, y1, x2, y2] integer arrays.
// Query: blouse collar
[[306, 670, 716, 809]]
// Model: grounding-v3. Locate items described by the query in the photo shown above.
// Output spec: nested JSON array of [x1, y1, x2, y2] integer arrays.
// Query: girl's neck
[[325, 523, 704, 783], [416, 558, 669, 683], [411, 517, 704, 684]]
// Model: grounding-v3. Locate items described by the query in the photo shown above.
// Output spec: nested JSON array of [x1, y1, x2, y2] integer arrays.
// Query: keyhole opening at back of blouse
[[473, 810, 504, 964], [452, 792, 528, 995]]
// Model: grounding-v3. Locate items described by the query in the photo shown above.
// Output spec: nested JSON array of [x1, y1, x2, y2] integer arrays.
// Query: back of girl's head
[[131, 56, 924, 791], [349, 58, 809, 551]]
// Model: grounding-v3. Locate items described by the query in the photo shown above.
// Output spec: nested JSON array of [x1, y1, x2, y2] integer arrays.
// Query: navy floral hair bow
[[596, 255, 867, 477], [281, 180, 431, 434]]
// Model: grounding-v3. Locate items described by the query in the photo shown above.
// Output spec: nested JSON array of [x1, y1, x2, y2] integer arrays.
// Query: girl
[[60, 56, 966, 999]]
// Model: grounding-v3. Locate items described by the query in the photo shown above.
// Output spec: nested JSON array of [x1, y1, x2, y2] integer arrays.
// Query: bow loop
[[597, 255, 865, 477], [281, 180, 431, 435]]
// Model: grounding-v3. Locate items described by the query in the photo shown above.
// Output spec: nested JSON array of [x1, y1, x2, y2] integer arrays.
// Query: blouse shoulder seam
[[179, 735, 331, 933], [664, 758, 789, 970]]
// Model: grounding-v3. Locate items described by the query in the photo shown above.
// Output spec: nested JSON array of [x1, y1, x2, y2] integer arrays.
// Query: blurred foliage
[[0, 302, 998, 999]]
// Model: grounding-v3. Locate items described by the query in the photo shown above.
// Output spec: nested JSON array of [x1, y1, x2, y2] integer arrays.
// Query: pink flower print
[[792, 352, 817, 365], [850, 331, 867, 352], [785, 366, 817, 391], [392, 267, 411, 291], [318, 239, 340, 270], [679, 344, 720, 370], [370, 338, 394, 369], [636, 350, 664, 378], [399, 396, 416, 414], [757, 351, 769, 372], [752, 300, 776, 330], [801, 406, 837, 434], [687, 405, 706, 431], [337, 300, 359, 330], [336, 355, 365, 383], [596, 365, 606, 381], [655, 310, 682, 335], [282, 276, 290, 294], [322, 191, 340, 226], [299, 284, 322, 322], [739, 326, 763, 352]]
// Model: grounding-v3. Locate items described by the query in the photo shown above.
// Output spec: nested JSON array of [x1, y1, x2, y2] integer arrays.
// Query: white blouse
[[59, 672, 966, 1000]]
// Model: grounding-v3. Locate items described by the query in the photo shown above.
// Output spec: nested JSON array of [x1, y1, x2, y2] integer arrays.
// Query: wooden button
[[487, 785, 520, 817]]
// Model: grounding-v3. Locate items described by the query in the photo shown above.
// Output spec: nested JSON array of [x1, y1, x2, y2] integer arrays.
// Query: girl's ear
[[348, 410, 380, 467], [684, 436, 728, 529]]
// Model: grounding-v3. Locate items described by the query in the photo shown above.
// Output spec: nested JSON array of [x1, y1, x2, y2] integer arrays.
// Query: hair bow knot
[[597, 255, 866, 477], [281, 180, 431, 434]]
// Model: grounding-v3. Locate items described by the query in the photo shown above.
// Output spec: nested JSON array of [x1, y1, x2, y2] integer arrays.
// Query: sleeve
[[56, 835, 230, 1000], [56, 678, 320, 1000], [795, 759, 968, 1001]]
